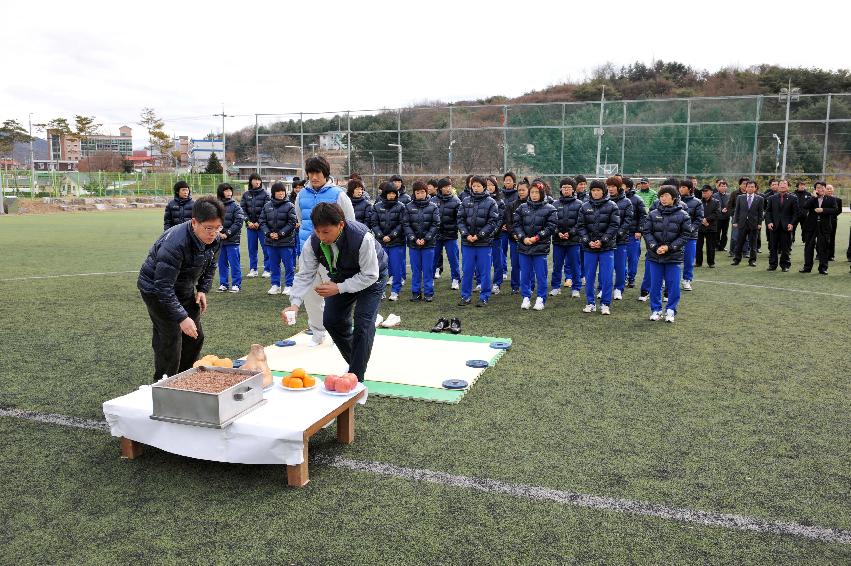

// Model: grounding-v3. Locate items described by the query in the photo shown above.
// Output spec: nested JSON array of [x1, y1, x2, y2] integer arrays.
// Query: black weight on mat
[[489, 341, 511, 350], [465, 359, 489, 368], [442, 379, 469, 390]]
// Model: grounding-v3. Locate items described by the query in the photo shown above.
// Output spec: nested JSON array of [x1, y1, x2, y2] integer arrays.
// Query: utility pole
[[388, 143, 402, 175], [448, 139, 456, 176], [29, 113, 36, 197]]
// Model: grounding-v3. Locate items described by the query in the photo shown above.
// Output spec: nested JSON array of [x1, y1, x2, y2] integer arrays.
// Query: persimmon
[[302, 375, 316, 388], [290, 368, 307, 379], [287, 377, 304, 388]]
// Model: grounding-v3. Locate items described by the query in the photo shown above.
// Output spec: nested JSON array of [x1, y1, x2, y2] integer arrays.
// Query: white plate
[[275, 378, 318, 392], [320, 383, 362, 396]]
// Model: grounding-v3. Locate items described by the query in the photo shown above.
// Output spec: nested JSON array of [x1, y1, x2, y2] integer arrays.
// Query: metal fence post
[[560, 103, 566, 176], [751, 96, 762, 177], [684, 99, 691, 176], [347, 112, 352, 177], [255, 114, 260, 173], [821, 93, 832, 178], [397, 109, 402, 175], [621, 102, 627, 174]]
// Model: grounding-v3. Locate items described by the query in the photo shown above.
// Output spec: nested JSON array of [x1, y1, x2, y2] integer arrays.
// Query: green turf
[[1, 209, 850, 563]]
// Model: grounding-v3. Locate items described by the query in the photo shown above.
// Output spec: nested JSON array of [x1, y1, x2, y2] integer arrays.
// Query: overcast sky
[[3, 0, 847, 149]]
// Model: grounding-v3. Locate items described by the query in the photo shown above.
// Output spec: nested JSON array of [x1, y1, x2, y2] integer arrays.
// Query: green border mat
[[270, 331, 511, 403]]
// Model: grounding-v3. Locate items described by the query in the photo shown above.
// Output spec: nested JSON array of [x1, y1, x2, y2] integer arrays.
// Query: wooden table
[[117, 389, 365, 487]]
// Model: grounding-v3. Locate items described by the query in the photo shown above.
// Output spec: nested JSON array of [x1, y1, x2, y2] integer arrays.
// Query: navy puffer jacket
[[220, 198, 245, 246], [435, 192, 462, 240], [552, 195, 584, 246], [350, 195, 371, 225], [577, 196, 621, 252], [240, 187, 270, 225], [163, 193, 194, 231], [680, 194, 704, 240], [642, 205, 692, 264], [403, 198, 441, 248], [610, 192, 635, 245], [625, 190, 647, 235], [457, 192, 500, 247], [513, 200, 557, 255], [260, 197, 298, 247], [138, 222, 220, 321], [369, 198, 406, 247]]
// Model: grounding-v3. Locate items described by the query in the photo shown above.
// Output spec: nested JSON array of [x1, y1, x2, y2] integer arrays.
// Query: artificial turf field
[[0, 209, 849, 565]]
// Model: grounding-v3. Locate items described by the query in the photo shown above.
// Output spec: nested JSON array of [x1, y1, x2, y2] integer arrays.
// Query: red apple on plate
[[324, 375, 339, 391], [335, 378, 355, 393], [342, 373, 358, 387]]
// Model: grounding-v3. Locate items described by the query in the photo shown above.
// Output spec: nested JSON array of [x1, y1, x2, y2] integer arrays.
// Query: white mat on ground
[[263, 331, 497, 389]]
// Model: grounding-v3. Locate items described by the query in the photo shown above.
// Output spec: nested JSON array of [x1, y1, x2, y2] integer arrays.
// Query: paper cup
[[285, 310, 296, 325]]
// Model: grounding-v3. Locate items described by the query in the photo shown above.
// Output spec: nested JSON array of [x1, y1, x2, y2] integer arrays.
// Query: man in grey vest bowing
[[282, 203, 388, 382]]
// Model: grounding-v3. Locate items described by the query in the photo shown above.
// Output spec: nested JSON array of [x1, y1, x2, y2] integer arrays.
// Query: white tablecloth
[[102, 383, 367, 465]]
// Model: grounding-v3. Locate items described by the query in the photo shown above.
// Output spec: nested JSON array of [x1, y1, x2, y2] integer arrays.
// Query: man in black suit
[[800, 181, 838, 275], [826, 184, 842, 261], [731, 180, 765, 267], [697, 185, 720, 267], [764, 180, 800, 272], [714, 179, 731, 251], [792, 181, 812, 244]]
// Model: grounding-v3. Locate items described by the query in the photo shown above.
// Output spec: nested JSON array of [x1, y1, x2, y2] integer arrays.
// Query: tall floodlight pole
[[388, 143, 402, 175], [779, 79, 800, 178], [448, 139, 456, 175], [594, 85, 606, 177], [213, 104, 233, 181]]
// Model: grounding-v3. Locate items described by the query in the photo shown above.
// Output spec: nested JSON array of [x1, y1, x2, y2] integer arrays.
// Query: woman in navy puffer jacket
[[576, 180, 620, 314]]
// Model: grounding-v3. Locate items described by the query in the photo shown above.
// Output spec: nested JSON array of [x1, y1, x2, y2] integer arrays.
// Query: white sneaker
[[247, 269, 258, 278], [650, 311, 661, 321], [375, 314, 384, 328], [434, 269, 441, 279], [267, 285, 281, 295], [389, 292, 398, 301], [571, 290, 580, 298], [665, 309, 676, 323], [380, 313, 401, 328], [550, 288, 561, 296], [401, 279, 406, 287], [583, 303, 596, 313], [596, 290, 602, 299], [451, 279, 460, 290], [387, 279, 392, 286], [261, 270, 271, 278], [521, 297, 531, 310], [217, 284, 228, 292], [638, 294, 649, 302], [307, 334, 325, 347], [491, 285, 501, 295], [282, 286, 291, 295], [229, 285, 240, 293], [682, 280, 692, 291], [474, 284, 481, 292], [533, 297, 545, 311], [600, 305, 611, 315], [613, 289, 623, 301]]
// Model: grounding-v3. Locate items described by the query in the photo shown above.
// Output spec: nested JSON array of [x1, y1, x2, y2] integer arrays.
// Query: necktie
[[748, 195, 752, 209], [780, 194, 785, 206]]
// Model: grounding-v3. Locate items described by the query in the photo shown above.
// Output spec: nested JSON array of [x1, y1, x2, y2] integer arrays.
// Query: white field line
[[2, 407, 850, 545], [693, 278, 851, 299], [0, 270, 137, 282]]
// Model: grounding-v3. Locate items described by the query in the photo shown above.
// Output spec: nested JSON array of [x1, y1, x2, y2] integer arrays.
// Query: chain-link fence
[[254, 93, 851, 191], [0, 171, 232, 199]]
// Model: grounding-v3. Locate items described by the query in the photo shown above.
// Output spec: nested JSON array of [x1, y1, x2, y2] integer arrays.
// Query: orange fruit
[[302, 375, 316, 388], [288, 377, 304, 388], [290, 368, 307, 379]]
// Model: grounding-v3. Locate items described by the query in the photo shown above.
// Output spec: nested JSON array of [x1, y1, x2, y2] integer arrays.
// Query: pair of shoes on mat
[[431, 317, 461, 334]]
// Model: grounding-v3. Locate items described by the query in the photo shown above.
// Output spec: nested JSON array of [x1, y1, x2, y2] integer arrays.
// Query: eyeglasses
[[199, 225, 223, 234]]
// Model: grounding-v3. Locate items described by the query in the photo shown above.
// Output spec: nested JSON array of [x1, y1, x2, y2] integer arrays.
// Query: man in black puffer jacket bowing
[[139, 196, 222, 382]]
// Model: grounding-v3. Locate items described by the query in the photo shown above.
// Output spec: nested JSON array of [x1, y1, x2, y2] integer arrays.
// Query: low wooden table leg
[[287, 444, 309, 487], [337, 405, 355, 444], [120, 437, 144, 459]]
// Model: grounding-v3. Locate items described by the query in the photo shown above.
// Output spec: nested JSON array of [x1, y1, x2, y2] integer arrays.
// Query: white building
[[190, 139, 224, 171]]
